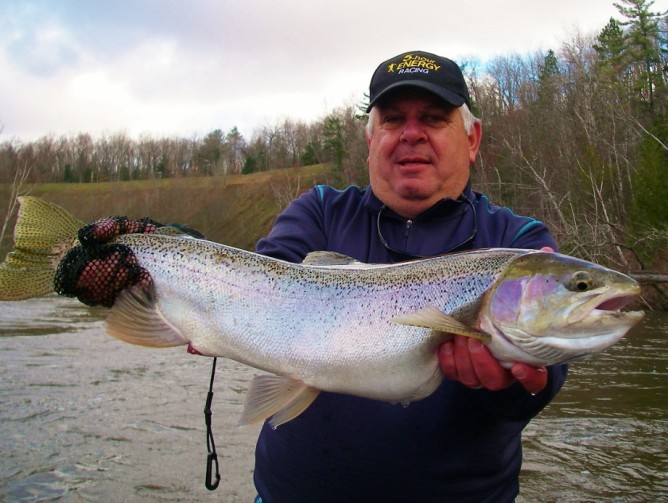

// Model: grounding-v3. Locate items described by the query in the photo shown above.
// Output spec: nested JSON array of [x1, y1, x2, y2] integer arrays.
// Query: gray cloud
[[1, 0, 658, 141]]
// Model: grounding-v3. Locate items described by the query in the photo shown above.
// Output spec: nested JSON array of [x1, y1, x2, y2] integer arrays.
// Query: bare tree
[[0, 161, 31, 252]]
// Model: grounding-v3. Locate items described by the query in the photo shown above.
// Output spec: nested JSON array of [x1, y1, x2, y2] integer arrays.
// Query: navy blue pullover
[[254, 184, 568, 503]]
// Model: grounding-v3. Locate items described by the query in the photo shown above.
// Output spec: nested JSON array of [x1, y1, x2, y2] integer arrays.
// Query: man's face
[[366, 89, 481, 218]]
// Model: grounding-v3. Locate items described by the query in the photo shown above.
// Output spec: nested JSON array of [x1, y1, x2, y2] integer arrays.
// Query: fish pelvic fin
[[239, 374, 320, 429], [0, 197, 84, 300], [394, 306, 492, 343], [106, 285, 189, 348]]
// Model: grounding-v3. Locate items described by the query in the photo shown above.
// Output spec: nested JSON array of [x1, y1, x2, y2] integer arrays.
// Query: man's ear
[[468, 120, 482, 164]]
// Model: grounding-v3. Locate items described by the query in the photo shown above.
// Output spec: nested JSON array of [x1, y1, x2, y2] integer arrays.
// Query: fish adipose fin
[[394, 306, 492, 343], [106, 286, 189, 348], [239, 374, 321, 428]]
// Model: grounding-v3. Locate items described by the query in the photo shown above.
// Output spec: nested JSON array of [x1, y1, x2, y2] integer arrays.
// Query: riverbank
[[0, 164, 332, 258]]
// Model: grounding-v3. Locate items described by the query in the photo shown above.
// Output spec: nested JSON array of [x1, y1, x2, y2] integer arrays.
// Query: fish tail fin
[[0, 196, 84, 300]]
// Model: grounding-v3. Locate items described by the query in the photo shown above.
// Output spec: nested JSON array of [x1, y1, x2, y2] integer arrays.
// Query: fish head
[[481, 251, 645, 366]]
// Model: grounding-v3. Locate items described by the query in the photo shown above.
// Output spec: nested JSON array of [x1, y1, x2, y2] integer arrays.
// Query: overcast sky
[[1, 0, 666, 142]]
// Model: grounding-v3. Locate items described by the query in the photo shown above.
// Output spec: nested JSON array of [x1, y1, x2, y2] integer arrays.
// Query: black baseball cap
[[366, 51, 471, 112]]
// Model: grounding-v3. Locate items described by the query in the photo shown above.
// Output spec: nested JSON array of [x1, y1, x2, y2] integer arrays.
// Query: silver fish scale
[[113, 234, 527, 402]]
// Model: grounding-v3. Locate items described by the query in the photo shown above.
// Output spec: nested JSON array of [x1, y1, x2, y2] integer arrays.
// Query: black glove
[[77, 215, 164, 246], [54, 215, 204, 307], [54, 242, 152, 307]]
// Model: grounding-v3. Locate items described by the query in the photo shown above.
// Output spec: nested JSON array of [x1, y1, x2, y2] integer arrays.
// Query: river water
[[0, 297, 666, 502]]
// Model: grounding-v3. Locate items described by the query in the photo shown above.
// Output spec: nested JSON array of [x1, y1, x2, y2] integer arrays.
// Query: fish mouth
[[596, 294, 636, 311], [567, 285, 644, 327]]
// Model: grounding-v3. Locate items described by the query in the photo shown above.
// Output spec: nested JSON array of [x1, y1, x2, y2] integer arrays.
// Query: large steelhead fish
[[0, 197, 644, 427]]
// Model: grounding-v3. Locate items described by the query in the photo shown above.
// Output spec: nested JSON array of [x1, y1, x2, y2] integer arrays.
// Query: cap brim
[[366, 81, 466, 112]]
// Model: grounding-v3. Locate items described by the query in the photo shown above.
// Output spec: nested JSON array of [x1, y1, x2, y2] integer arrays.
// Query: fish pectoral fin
[[239, 374, 320, 429], [393, 306, 492, 343], [105, 286, 189, 348]]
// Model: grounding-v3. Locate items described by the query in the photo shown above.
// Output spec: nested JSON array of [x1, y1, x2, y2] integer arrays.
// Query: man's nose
[[400, 118, 427, 143]]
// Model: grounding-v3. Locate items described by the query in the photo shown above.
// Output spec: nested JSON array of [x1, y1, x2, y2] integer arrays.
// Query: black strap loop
[[204, 357, 221, 491]]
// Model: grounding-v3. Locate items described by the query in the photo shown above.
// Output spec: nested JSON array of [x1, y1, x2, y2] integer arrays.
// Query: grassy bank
[[0, 164, 334, 258]]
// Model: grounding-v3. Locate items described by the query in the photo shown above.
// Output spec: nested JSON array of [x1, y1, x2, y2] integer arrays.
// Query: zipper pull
[[405, 219, 413, 238]]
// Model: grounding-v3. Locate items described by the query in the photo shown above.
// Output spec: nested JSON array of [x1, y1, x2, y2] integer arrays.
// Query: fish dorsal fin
[[394, 306, 492, 343], [154, 226, 191, 237], [302, 251, 364, 267], [105, 286, 189, 348], [239, 374, 320, 429], [154, 224, 206, 239]]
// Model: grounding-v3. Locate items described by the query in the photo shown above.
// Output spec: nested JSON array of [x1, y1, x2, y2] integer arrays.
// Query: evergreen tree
[[537, 49, 561, 104], [322, 115, 345, 171], [614, 0, 667, 110], [594, 18, 626, 75], [198, 129, 224, 176], [225, 127, 245, 175]]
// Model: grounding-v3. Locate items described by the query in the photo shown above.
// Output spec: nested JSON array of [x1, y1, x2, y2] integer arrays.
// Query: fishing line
[[204, 357, 221, 491]]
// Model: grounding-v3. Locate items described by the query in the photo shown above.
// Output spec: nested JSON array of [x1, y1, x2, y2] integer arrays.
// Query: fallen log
[[630, 272, 668, 283]]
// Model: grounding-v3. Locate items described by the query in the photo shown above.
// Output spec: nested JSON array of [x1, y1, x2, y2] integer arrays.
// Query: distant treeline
[[1, 1, 667, 283]]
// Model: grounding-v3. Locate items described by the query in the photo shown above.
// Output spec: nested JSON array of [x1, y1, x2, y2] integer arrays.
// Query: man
[[59, 51, 567, 502], [251, 51, 567, 502]]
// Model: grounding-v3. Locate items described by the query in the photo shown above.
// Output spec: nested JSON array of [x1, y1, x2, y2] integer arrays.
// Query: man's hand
[[55, 216, 163, 307], [438, 337, 548, 394], [77, 215, 163, 245], [55, 216, 206, 307], [438, 246, 554, 395]]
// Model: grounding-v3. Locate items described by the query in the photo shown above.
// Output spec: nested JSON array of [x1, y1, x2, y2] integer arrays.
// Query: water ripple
[[0, 299, 665, 502]]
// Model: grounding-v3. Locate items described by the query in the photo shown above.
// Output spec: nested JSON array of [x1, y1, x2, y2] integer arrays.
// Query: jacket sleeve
[[466, 364, 568, 421], [474, 193, 559, 252], [255, 188, 326, 263], [508, 218, 559, 251]]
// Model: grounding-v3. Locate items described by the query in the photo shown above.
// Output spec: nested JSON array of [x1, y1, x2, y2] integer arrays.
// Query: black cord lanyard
[[204, 357, 221, 490], [376, 195, 477, 260]]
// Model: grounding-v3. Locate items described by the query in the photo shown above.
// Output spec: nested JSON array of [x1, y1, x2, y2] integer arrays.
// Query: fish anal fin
[[239, 375, 320, 428], [105, 286, 188, 348], [394, 306, 492, 343]]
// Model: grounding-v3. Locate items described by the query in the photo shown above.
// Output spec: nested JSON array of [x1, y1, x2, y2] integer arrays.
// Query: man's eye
[[424, 115, 447, 125], [382, 116, 403, 127]]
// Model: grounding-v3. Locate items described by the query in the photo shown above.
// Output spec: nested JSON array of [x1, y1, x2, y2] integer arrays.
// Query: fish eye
[[568, 271, 593, 292]]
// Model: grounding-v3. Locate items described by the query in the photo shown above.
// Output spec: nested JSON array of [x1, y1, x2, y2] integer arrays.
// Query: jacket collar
[[364, 181, 473, 221]]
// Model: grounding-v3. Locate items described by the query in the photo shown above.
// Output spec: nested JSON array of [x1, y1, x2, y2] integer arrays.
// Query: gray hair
[[365, 103, 479, 138]]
